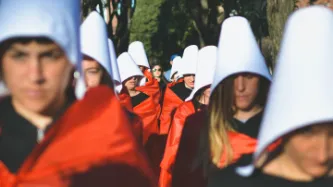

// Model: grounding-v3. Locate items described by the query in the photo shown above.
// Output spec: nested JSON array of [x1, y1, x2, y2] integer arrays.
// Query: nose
[[28, 57, 45, 85], [235, 75, 245, 92]]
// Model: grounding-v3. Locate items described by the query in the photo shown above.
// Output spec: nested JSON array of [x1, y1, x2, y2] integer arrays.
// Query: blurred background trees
[[82, 0, 333, 71]]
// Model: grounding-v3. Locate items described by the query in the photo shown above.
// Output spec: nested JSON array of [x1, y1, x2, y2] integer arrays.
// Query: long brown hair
[[210, 74, 270, 166], [194, 74, 270, 176]]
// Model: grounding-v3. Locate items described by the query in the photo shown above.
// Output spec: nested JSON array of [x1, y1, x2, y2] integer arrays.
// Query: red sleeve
[[137, 69, 161, 106], [118, 91, 134, 112], [159, 102, 195, 187], [133, 96, 160, 144], [159, 87, 183, 134], [6, 86, 157, 187]]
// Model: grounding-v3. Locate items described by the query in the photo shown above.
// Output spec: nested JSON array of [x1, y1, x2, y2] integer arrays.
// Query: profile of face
[[203, 87, 211, 98], [233, 73, 260, 111], [1, 39, 72, 114], [124, 76, 139, 91], [184, 74, 195, 89], [82, 55, 103, 89], [284, 123, 333, 178], [152, 65, 162, 78]]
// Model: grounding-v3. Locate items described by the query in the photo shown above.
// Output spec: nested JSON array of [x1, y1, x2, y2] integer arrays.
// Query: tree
[[129, 0, 224, 69], [266, 0, 295, 68], [267, 0, 333, 68], [82, 0, 136, 54]]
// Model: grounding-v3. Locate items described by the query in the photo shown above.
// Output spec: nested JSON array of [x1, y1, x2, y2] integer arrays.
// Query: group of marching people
[[0, 0, 332, 186]]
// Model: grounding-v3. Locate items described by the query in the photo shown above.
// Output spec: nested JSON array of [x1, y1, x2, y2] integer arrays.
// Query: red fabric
[[0, 86, 157, 187], [218, 132, 257, 167], [133, 95, 160, 144], [172, 111, 207, 187], [118, 89, 143, 143], [172, 111, 257, 187], [137, 69, 161, 106], [159, 101, 195, 187], [159, 81, 184, 135], [118, 89, 133, 112]]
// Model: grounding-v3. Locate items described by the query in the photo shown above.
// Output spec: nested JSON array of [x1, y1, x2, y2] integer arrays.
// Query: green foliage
[[129, 0, 202, 69]]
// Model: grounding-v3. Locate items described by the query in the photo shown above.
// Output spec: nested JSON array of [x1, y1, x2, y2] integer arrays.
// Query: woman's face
[[2, 40, 72, 114], [203, 87, 211, 98], [284, 123, 333, 178], [82, 55, 103, 89], [124, 76, 139, 91], [152, 65, 162, 78], [233, 73, 260, 111], [184, 74, 195, 89]]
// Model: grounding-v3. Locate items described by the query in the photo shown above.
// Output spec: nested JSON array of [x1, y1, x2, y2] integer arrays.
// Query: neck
[[234, 105, 262, 121], [155, 77, 161, 82], [263, 153, 314, 181], [127, 88, 139, 97], [12, 96, 66, 130], [184, 83, 193, 90]]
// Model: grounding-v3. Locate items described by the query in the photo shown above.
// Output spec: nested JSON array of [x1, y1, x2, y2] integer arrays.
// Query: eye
[[41, 50, 64, 61], [10, 51, 27, 61], [86, 68, 101, 75]]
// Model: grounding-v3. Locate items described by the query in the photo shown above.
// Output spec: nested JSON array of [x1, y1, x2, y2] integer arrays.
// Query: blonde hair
[[208, 75, 270, 167], [208, 79, 236, 167]]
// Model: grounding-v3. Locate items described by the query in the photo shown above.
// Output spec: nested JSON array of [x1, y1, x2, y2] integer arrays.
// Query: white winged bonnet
[[0, 0, 81, 67], [186, 46, 217, 101], [211, 16, 271, 94], [117, 52, 144, 83], [180, 45, 198, 76], [0, 0, 81, 97], [237, 6, 333, 176], [128, 41, 150, 69], [81, 12, 112, 78], [170, 56, 183, 80], [108, 39, 121, 85]]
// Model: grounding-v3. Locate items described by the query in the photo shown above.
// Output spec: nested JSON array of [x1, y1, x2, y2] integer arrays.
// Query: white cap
[[108, 39, 121, 85], [236, 6, 333, 177], [117, 52, 144, 83], [186, 46, 217, 101], [128, 41, 150, 69], [211, 16, 271, 94], [170, 56, 183, 80], [81, 12, 112, 78], [181, 45, 198, 75], [0, 0, 81, 68]]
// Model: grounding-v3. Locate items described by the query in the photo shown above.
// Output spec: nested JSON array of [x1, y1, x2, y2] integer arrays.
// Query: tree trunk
[[266, 0, 296, 68]]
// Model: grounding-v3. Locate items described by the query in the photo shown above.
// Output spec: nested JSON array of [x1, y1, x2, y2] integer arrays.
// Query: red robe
[[118, 91, 143, 142], [159, 101, 196, 187], [0, 86, 157, 187], [171, 111, 257, 187], [139, 69, 161, 106], [159, 80, 184, 135]]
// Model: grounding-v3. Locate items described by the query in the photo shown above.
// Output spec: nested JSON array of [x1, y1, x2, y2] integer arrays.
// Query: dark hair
[[99, 66, 114, 89], [193, 85, 211, 103], [193, 73, 270, 177], [151, 62, 169, 85]]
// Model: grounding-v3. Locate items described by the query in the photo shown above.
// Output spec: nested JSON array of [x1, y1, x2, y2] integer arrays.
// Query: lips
[[26, 90, 44, 98]]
